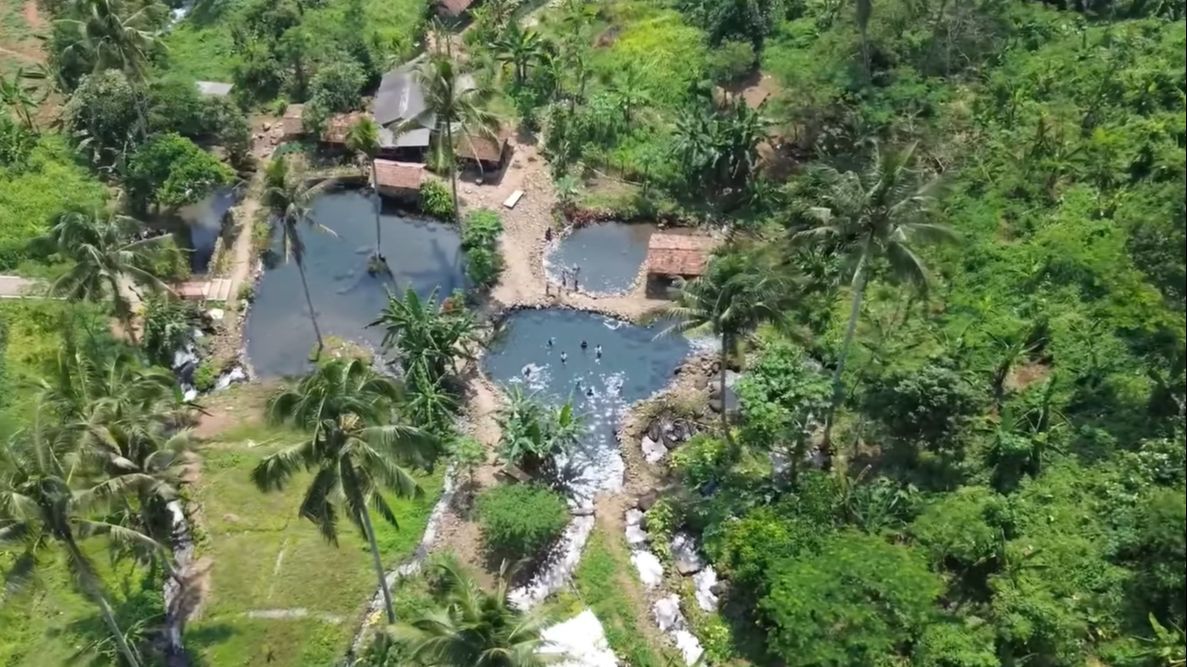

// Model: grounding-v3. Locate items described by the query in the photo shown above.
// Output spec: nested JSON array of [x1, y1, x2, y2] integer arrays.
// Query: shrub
[[707, 39, 756, 84], [193, 359, 220, 392], [141, 297, 200, 368], [308, 60, 366, 114], [461, 209, 503, 249], [476, 484, 568, 560], [461, 209, 504, 288], [420, 180, 455, 219]]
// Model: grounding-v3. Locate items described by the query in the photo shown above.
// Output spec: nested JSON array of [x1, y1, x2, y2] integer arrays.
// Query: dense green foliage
[[476, 484, 569, 560], [419, 179, 455, 219], [0, 135, 106, 271], [461, 208, 505, 288], [125, 132, 235, 210]]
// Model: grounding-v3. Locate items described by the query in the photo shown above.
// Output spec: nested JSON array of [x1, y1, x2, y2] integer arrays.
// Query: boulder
[[625, 509, 644, 527], [625, 523, 648, 546], [641, 435, 667, 463]]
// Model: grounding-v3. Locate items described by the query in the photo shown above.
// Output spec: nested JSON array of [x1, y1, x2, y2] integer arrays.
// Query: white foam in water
[[509, 515, 596, 610]]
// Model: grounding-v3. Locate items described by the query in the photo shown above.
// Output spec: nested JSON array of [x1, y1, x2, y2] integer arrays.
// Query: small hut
[[281, 104, 305, 138], [644, 233, 720, 297], [455, 127, 510, 175], [372, 159, 425, 202]]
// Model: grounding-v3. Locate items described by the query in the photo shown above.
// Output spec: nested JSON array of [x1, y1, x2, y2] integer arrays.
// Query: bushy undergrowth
[[476, 484, 569, 561]]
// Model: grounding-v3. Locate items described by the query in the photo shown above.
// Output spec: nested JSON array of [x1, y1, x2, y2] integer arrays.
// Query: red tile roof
[[373, 159, 425, 190], [322, 112, 365, 145], [455, 128, 508, 164], [645, 233, 720, 277]]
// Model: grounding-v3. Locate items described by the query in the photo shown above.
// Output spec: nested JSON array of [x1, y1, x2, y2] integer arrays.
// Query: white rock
[[693, 566, 719, 611], [625, 509, 644, 527], [215, 366, 247, 390], [630, 550, 663, 589], [625, 523, 648, 547], [207, 308, 225, 321], [670, 532, 705, 575], [673, 629, 705, 665], [652, 595, 682, 632], [641, 435, 667, 463], [539, 610, 619, 667]]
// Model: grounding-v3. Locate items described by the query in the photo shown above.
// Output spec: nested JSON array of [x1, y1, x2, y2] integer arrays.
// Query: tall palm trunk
[[65, 535, 142, 667], [295, 256, 324, 358], [359, 503, 396, 623], [819, 241, 871, 468], [445, 120, 460, 222]]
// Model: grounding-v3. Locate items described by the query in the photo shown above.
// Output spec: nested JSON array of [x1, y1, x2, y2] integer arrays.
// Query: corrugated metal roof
[[196, 80, 234, 97], [378, 126, 432, 148]]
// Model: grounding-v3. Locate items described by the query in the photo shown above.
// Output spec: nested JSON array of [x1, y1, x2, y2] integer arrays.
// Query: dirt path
[[23, 0, 44, 29]]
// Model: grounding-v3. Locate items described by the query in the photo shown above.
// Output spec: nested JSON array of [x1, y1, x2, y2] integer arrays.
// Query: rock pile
[[639, 411, 699, 464]]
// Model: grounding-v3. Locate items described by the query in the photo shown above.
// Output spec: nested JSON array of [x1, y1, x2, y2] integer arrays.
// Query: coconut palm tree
[[44, 209, 173, 345], [1, 410, 164, 667], [656, 249, 792, 448], [346, 117, 384, 261], [251, 359, 435, 624], [402, 53, 498, 221], [264, 156, 336, 358], [369, 287, 477, 382], [855, 0, 873, 80], [791, 141, 957, 463], [495, 24, 546, 88], [389, 559, 558, 666], [57, 0, 158, 81]]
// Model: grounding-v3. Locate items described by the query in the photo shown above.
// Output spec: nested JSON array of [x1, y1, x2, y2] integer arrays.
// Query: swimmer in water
[[595, 344, 603, 359], [522, 366, 532, 378], [580, 340, 588, 351], [586, 387, 594, 397], [547, 337, 555, 348], [560, 351, 568, 364]]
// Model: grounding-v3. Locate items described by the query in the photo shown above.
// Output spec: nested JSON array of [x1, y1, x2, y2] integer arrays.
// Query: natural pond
[[483, 308, 691, 499], [545, 222, 657, 294], [245, 189, 466, 377]]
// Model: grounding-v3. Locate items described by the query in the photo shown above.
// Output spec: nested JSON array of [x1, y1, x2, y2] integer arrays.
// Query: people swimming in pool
[[595, 344, 603, 359], [560, 351, 568, 364], [580, 340, 588, 351]]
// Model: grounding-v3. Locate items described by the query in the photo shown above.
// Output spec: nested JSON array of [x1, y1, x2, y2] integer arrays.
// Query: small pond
[[245, 189, 466, 377], [483, 308, 691, 499], [545, 222, 657, 295]]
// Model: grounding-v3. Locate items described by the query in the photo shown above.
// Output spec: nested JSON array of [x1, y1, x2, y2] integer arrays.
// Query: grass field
[[185, 419, 445, 666]]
